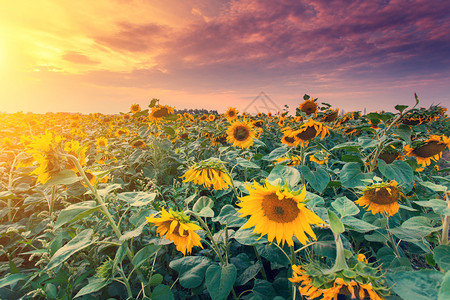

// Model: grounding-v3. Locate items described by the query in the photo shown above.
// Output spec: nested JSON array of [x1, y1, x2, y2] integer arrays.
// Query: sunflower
[[199, 114, 208, 121], [278, 118, 285, 127], [130, 103, 141, 114], [403, 135, 450, 167], [149, 105, 175, 122], [208, 114, 216, 122], [281, 128, 300, 147], [225, 107, 238, 121], [299, 99, 318, 116], [146, 208, 203, 255], [294, 119, 329, 147], [211, 134, 227, 146], [114, 128, 130, 137], [253, 119, 264, 128], [355, 180, 401, 217], [226, 119, 255, 148], [321, 108, 339, 122], [237, 180, 324, 246], [96, 137, 108, 149], [274, 155, 302, 167], [289, 266, 385, 300], [309, 151, 329, 165], [181, 160, 231, 190], [131, 140, 146, 148]]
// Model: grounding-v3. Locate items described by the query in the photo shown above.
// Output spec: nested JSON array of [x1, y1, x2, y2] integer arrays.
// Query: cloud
[[62, 51, 99, 65]]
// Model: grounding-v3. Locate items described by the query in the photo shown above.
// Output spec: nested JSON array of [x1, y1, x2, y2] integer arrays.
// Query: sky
[[0, 0, 449, 115]]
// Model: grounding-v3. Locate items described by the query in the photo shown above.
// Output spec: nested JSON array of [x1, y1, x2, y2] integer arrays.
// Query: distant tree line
[[174, 108, 219, 115]]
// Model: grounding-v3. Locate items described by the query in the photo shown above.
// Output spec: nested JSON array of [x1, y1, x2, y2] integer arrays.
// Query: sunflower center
[[365, 186, 399, 205], [234, 126, 250, 141], [261, 193, 300, 223], [412, 141, 446, 158], [378, 152, 397, 164], [296, 126, 317, 141], [301, 103, 317, 115], [284, 136, 296, 143], [153, 107, 169, 118]]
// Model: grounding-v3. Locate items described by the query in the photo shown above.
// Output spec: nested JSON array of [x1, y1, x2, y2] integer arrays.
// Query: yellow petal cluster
[[237, 180, 324, 246], [146, 208, 203, 255]]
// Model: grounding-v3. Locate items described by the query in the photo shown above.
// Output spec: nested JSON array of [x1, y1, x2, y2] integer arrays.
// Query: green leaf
[[395, 105, 409, 113], [120, 221, 147, 242], [300, 166, 330, 193], [235, 262, 262, 286], [117, 192, 157, 207], [420, 181, 448, 193], [0, 273, 27, 289], [46, 229, 94, 270], [341, 154, 363, 163], [330, 142, 361, 152], [267, 165, 301, 188], [388, 269, 444, 300], [342, 216, 379, 233], [390, 216, 441, 242], [169, 256, 211, 288], [54, 201, 100, 229], [256, 244, 290, 270], [213, 205, 246, 228], [394, 124, 412, 143], [339, 163, 373, 189], [434, 245, 450, 272], [233, 227, 266, 246], [74, 277, 111, 298], [206, 264, 237, 300], [163, 126, 176, 137], [415, 199, 448, 215], [44, 169, 80, 188], [151, 284, 174, 300], [138, 125, 151, 138], [262, 146, 289, 161], [131, 244, 160, 270], [438, 271, 450, 300], [331, 197, 359, 217], [236, 157, 260, 169], [193, 196, 215, 218], [250, 279, 277, 299], [148, 274, 163, 287], [327, 210, 344, 234], [378, 159, 414, 192]]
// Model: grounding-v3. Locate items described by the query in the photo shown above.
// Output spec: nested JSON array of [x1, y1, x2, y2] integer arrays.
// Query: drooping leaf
[[74, 277, 111, 298], [54, 201, 100, 229], [169, 256, 211, 288], [267, 165, 301, 188], [46, 229, 95, 270], [378, 159, 414, 192], [205, 264, 237, 300], [300, 165, 330, 193], [331, 197, 359, 217], [434, 245, 450, 272], [193, 196, 215, 218], [339, 163, 373, 189], [388, 269, 444, 300]]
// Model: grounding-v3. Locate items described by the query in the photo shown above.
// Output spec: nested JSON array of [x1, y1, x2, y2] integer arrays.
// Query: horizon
[[1, 1, 449, 114]]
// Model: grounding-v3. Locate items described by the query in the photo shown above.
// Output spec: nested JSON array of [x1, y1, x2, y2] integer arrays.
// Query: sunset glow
[[1, 0, 449, 114]]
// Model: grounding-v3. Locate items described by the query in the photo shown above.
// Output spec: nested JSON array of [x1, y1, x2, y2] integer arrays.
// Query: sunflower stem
[[385, 216, 401, 257], [441, 193, 449, 245], [65, 155, 137, 265], [329, 232, 348, 273], [189, 211, 226, 265], [290, 245, 298, 300], [253, 246, 267, 280]]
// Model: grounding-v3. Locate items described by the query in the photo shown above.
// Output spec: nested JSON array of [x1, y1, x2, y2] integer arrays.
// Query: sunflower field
[[0, 95, 449, 300]]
